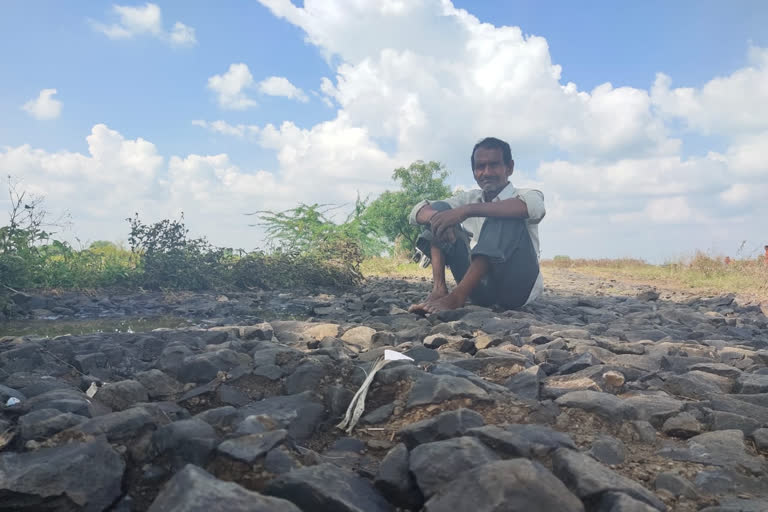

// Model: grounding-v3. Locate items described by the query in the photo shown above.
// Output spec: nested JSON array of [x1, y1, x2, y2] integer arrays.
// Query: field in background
[[541, 253, 768, 301], [362, 253, 768, 301]]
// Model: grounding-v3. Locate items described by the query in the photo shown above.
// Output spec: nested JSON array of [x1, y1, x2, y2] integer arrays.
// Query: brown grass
[[542, 252, 768, 300]]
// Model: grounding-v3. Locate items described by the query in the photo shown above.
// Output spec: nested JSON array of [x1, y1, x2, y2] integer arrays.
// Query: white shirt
[[408, 183, 546, 305]]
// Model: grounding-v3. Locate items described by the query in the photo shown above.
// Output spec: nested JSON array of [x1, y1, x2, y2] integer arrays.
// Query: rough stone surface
[[0, 438, 124, 512], [423, 459, 584, 512], [409, 436, 499, 498], [265, 463, 393, 512], [148, 464, 301, 512]]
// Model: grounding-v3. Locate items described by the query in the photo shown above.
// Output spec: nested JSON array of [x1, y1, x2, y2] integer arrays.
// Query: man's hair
[[471, 137, 514, 170]]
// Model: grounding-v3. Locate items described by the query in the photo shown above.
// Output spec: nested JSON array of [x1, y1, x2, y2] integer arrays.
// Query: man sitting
[[408, 137, 545, 314]]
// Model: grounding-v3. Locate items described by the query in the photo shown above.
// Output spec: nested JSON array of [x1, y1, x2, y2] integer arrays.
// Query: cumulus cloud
[[91, 3, 197, 47], [257, 76, 308, 102], [192, 120, 260, 138], [652, 47, 768, 136], [207, 63, 258, 110], [21, 89, 62, 120]]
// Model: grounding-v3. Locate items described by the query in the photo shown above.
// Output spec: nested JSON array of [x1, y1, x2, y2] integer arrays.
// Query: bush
[[127, 213, 236, 290]]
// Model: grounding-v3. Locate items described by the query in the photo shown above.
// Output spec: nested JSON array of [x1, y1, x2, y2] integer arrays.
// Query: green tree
[[363, 160, 452, 254]]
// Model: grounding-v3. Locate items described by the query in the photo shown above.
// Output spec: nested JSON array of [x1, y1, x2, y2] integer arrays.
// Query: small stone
[[95, 379, 149, 411], [398, 408, 484, 449], [662, 412, 702, 438], [603, 370, 626, 388], [555, 390, 635, 422], [589, 435, 626, 465], [341, 326, 377, 351]]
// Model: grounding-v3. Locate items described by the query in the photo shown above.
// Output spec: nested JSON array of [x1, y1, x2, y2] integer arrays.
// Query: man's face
[[472, 147, 512, 197]]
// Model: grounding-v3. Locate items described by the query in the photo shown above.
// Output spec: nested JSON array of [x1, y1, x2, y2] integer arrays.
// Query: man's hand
[[429, 207, 467, 241]]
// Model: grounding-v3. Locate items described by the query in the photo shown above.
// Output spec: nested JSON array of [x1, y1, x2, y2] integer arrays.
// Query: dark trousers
[[416, 201, 540, 309]]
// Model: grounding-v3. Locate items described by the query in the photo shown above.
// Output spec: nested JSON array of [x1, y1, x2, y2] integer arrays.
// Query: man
[[408, 137, 545, 314]]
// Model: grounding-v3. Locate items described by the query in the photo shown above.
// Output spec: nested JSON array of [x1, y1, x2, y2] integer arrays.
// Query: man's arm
[[430, 198, 529, 239]]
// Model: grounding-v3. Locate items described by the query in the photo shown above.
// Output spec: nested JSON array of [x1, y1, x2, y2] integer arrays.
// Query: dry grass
[[361, 257, 433, 278], [543, 252, 768, 300]]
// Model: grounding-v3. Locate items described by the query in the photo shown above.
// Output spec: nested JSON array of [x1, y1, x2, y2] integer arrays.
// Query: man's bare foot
[[408, 286, 448, 314], [409, 291, 465, 314]]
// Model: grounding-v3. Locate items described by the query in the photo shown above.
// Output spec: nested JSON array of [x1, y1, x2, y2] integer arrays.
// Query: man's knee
[[429, 200, 452, 212]]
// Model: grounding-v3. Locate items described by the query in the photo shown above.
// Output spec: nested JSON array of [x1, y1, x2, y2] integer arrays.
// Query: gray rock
[[661, 412, 702, 438], [148, 464, 301, 512], [95, 379, 149, 411], [505, 364, 544, 400], [362, 403, 395, 424], [555, 390, 636, 422], [597, 492, 659, 512], [423, 459, 584, 512], [135, 369, 183, 399], [22, 388, 96, 417], [654, 472, 698, 499], [152, 418, 218, 468], [18, 408, 87, 442], [663, 370, 732, 399], [284, 361, 327, 395], [658, 429, 766, 475], [176, 349, 248, 383], [590, 435, 627, 465], [737, 373, 768, 394], [341, 326, 377, 351], [266, 463, 393, 512], [467, 424, 576, 458], [409, 436, 499, 498], [239, 391, 325, 440], [398, 408, 485, 448], [70, 406, 158, 442], [552, 448, 666, 511], [710, 410, 760, 434], [752, 427, 768, 450], [0, 438, 124, 512], [0, 384, 24, 403], [622, 393, 684, 427], [374, 443, 422, 510], [559, 352, 602, 375], [406, 374, 489, 409], [216, 430, 288, 464], [689, 362, 743, 379]]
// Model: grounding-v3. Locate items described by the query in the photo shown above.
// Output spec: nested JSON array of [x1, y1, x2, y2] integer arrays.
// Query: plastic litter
[[5, 397, 20, 406]]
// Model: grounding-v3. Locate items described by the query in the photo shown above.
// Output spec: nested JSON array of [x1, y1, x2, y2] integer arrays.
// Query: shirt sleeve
[[408, 191, 471, 226], [517, 189, 546, 224]]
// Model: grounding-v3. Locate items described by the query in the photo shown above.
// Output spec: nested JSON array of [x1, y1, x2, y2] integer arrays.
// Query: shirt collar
[[483, 182, 516, 202]]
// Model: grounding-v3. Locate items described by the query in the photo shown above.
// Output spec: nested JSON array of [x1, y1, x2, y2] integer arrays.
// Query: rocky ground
[[0, 269, 767, 511]]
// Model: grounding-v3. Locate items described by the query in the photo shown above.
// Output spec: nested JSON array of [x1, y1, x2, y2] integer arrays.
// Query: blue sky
[[1, 1, 767, 261]]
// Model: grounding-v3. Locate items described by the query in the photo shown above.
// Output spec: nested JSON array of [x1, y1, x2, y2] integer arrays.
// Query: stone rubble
[[0, 269, 766, 511]]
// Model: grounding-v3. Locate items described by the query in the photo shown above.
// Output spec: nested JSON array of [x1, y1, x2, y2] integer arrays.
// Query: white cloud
[[21, 89, 62, 120], [91, 3, 197, 47], [651, 46, 768, 136], [192, 120, 260, 138], [207, 63, 258, 110], [169, 22, 197, 47], [258, 76, 308, 102]]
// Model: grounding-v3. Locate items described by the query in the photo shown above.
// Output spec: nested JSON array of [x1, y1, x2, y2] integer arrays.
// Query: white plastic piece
[[384, 349, 414, 362], [336, 357, 391, 434], [86, 382, 99, 398], [5, 397, 20, 406]]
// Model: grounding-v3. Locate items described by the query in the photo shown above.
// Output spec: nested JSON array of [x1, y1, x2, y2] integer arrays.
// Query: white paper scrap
[[86, 382, 99, 398], [384, 349, 414, 362]]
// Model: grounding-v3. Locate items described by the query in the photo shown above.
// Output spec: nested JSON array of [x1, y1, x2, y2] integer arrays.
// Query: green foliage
[[127, 213, 235, 290], [363, 160, 452, 253], [254, 197, 386, 259]]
